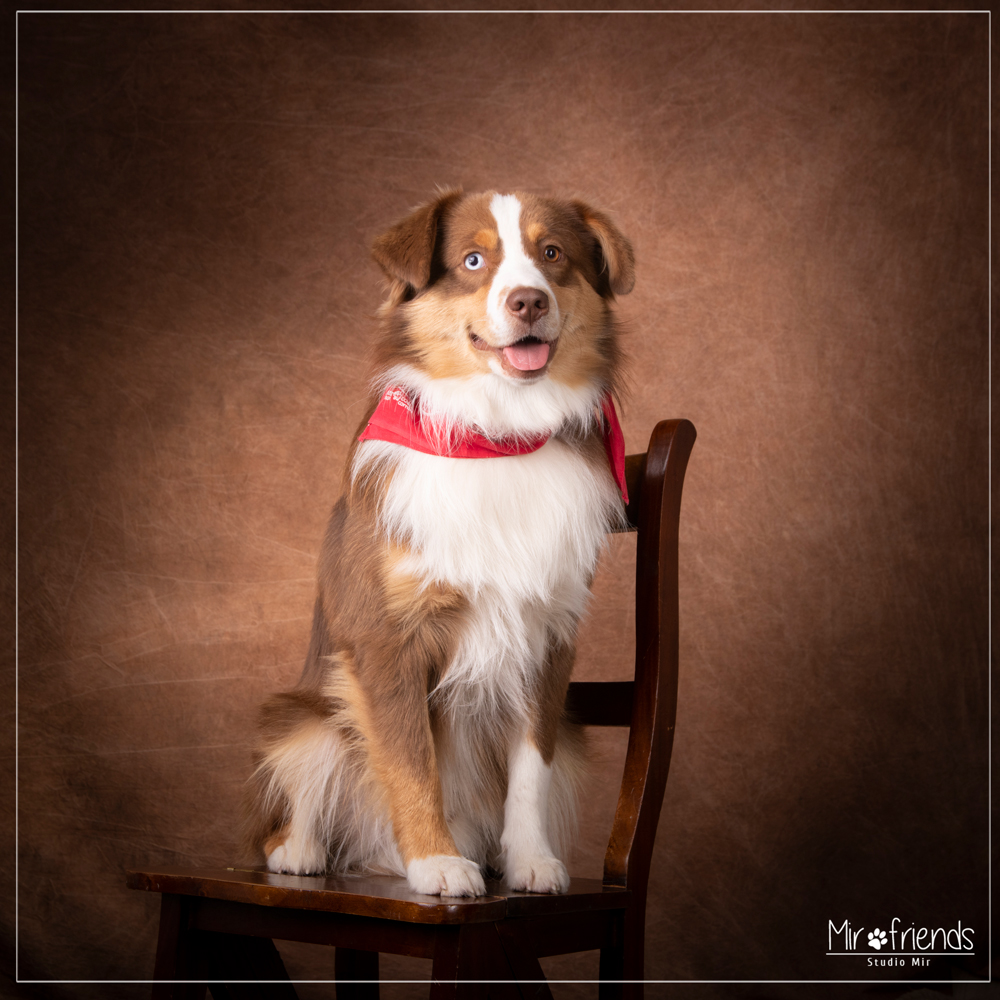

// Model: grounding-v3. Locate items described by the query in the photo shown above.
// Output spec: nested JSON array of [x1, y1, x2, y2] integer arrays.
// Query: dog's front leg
[[502, 735, 571, 894], [501, 640, 574, 894], [350, 649, 486, 898]]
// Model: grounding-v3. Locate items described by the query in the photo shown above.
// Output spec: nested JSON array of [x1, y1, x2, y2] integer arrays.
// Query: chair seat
[[128, 865, 629, 926], [130, 865, 633, 998]]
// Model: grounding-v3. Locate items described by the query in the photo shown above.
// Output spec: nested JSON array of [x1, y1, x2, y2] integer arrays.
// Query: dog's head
[[370, 189, 633, 394]]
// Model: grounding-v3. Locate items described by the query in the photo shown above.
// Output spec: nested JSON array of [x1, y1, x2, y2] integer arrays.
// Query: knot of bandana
[[358, 386, 628, 503]]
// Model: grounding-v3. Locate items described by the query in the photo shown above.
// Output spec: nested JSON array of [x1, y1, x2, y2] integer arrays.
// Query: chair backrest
[[564, 419, 697, 894]]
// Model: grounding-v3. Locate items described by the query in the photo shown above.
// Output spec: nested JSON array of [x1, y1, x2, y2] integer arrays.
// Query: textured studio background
[[10, 9, 990, 999]]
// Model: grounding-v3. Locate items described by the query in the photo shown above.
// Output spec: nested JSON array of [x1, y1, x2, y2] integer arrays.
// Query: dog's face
[[371, 190, 634, 391]]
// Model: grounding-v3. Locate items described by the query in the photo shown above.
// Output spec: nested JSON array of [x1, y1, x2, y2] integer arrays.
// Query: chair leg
[[597, 947, 624, 1000], [151, 894, 297, 1000], [617, 905, 643, 1000], [597, 909, 627, 1000], [429, 923, 520, 1000], [335, 948, 380, 1000], [151, 894, 207, 1000], [493, 923, 553, 1000]]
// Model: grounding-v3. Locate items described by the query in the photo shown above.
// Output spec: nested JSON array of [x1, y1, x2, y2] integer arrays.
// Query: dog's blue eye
[[464, 253, 485, 270]]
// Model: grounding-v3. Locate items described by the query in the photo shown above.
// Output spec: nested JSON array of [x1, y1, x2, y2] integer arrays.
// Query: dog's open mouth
[[503, 336, 550, 372], [471, 333, 556, 374]]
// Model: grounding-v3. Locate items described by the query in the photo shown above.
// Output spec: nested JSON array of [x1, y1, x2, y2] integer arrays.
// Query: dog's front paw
[[505, 854, 570, 894], [406, 854, 486, 897]]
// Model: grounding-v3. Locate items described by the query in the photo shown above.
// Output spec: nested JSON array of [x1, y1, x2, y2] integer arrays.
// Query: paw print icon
[[868, 929, 888, 951]]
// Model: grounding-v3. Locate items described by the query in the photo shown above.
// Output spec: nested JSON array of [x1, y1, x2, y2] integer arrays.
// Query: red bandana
[[358, 386, 628, 503]]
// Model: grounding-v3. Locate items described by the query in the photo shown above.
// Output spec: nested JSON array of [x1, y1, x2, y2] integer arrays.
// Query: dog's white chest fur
[[356, 437, 619, 708]]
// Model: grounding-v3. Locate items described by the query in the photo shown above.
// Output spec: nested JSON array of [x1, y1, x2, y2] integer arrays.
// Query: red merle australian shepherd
[[244, 189, 635, 896]]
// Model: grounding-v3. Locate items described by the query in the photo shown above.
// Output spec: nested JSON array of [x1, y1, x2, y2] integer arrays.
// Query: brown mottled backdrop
[[9, 9, 990, 999]]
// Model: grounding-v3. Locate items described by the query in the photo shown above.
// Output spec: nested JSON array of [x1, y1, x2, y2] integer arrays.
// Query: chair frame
[[128, 418, 697, 1000]]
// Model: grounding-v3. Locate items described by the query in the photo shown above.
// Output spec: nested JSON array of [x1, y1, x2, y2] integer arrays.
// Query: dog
[[243, 188, 635, 897]]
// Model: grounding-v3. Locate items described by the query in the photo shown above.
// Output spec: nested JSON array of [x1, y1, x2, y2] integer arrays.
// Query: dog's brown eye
[[543, 246, 561, 262]]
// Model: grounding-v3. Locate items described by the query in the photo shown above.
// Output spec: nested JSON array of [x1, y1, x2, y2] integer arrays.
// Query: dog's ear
[[573, 201, 635, 297], [372, 188, 463, 293]]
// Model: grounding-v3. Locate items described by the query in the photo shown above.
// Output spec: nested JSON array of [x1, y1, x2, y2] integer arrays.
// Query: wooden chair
[[127, 418, 697, 1000]]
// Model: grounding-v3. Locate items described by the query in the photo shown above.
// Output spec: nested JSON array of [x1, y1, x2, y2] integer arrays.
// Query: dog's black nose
[[505, 287, 549, 325]]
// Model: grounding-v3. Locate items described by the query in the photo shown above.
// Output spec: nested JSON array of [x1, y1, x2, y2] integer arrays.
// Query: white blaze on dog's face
[[371, 189, 635, 401], [480, 193, 561, 377]]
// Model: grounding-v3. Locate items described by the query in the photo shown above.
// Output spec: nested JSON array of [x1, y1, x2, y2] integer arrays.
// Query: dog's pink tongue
[[503, 340, 550, 371]]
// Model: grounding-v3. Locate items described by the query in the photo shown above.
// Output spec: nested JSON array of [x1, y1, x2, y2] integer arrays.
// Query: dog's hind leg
[[260, 729, 332, 874], [249, 692, 340, 875]]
